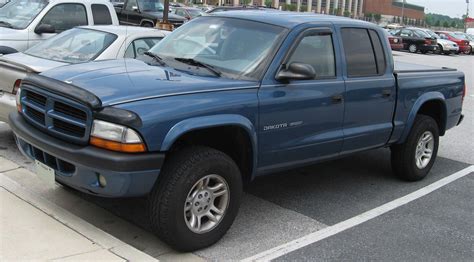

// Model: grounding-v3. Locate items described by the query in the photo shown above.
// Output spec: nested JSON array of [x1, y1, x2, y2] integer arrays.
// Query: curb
[[0, 173, 158, 262]]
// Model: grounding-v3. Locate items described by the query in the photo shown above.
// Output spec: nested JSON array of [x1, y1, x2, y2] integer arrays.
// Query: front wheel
[[391, 115, 439, 181], [147, 146, 242, 251], [464, 47, 472, 55]]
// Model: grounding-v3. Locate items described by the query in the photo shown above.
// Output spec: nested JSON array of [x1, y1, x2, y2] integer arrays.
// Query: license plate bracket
[[35, 160, 55, 184]]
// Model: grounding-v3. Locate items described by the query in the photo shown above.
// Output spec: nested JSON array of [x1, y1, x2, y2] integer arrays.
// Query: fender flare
[[160, 114, 258, 177], [399, 91, 447, 143], [140, 19, 155, 27]]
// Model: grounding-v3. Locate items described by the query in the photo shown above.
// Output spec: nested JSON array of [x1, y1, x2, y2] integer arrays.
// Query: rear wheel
[[391, 115, 439, 181], [408, 44, 418, 53], [147, 146, 243, 251], [464, 47, 472, 55]]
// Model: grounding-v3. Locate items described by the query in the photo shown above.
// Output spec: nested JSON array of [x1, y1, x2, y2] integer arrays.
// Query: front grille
[[53, 118, 85, 137], [26, 106, 45, 125], [54, 101, 87, 121], [20, 86, 92, 144]]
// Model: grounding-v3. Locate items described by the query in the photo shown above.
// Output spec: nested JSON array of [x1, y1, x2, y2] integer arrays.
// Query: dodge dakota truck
[[9, 12, 465, 251]]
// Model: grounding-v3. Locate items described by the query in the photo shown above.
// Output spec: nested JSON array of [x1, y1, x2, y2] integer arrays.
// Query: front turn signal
[[90, 136, 147, 153]]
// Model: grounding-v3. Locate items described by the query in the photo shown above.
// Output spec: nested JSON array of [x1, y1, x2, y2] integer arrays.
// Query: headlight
[[90, 120, 146, 153], [15, 87, 22, 113]]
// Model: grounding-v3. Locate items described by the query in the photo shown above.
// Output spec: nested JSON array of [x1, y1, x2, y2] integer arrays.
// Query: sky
[[407, 0, 472, 18]]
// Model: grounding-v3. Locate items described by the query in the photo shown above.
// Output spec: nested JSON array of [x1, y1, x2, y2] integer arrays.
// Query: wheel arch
[[399, 92, 447, 143], [161, 114, 258, 182]]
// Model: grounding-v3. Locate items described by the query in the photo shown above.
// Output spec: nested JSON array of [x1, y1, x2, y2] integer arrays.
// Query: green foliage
[[300, 5, 307, 12], [264, 0, 272, 7], [374, 13, 382, 22], [281, 3, 297, 11], [241, 0, 251, 5], [425, 13, 465, 28], [343, 11, 351, 17]]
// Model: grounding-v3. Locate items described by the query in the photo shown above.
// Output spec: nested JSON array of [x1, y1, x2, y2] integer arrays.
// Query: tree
[[434, 20, 441, 27], [343, 11, 351, 17], [264, 0, 272, 7], [374, 13, 382, 23], [366, 13, 373, 21], [450, 21, 457, 28], [443, 21, 450, 28], [300, 5, 307, 12]]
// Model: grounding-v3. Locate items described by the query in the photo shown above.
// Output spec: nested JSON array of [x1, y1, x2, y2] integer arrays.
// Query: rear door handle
[[382, 89, 392, 98], [332, 94, 343, 103]]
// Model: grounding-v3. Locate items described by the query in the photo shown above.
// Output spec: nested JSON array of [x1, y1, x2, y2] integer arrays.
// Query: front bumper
[[9, 112, 164, 197], [0, 91, 15, 123]]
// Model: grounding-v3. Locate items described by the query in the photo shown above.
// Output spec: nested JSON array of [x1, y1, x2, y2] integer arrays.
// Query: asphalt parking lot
[[1, 51, 473, 261]]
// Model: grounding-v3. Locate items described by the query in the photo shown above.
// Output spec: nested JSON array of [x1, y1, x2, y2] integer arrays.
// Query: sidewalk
[[0, 157, 158, 261]]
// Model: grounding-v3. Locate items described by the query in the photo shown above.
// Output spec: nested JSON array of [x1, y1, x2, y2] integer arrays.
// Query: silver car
[[0, 25, 169, 123], [418, 28, 459, 55]]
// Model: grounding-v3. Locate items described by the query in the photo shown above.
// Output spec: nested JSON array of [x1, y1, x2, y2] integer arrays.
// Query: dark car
[[115, 0, 187, 28], [393, 28, 438, 54], [207, 5, 273, 13], [173, 7, 205, 20]]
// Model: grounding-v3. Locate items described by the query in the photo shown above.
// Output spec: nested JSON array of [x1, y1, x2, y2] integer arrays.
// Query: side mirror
[[132, 6, 139, 12], [35, 24, 56, 34], [276, 62, 316, 81]]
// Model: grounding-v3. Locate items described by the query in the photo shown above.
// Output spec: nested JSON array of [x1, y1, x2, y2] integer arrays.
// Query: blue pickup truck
[[9, 12, 465, 251]]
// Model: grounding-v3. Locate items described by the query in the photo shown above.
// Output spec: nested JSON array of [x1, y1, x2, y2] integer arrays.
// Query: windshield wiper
[[174, 57, 221, 77], [144, 51, 167, 66], [0, 21, 13, 28]]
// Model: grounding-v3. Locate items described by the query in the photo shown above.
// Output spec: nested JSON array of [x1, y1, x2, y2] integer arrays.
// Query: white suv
[[0, 0, 119, 54]]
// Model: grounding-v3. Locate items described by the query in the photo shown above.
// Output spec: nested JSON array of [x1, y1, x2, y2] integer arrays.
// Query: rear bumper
[[9, 112, 164, 197], [391, 43, 404, 50], [0, 91, 15, 123], [420, 45, 438, 52]]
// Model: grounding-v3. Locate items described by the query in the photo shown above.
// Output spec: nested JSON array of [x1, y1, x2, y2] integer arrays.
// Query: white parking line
[[242, 165, 474, 262]]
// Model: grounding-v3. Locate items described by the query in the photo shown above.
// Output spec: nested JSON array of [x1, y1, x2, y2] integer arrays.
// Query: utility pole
[[466, 0, 470, 32], [401, 0, 406, 25]]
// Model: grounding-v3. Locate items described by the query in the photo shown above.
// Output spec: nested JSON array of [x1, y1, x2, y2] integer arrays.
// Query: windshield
[[0, 0, 48, 29], [424, 30, 439, 39], [414, 29, 430, 38], [138, 0, 164, 12], [149, 17, 287, 80], [25, 28, 118, 63], [452, 33, 469, 40], [188, 9, 205, 18]]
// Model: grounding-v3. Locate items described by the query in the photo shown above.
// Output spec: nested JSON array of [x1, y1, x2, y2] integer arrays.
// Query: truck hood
[[40, 59, 258, 106], [0, 52, 67, 72], [0, 27, 27, 41]]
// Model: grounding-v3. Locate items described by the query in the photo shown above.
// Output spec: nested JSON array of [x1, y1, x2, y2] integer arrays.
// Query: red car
[[388, 35, 404, 50], [435, 31, 470, 54]]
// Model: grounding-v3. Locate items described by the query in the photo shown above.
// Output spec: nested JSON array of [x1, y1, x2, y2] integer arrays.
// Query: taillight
[[424, 39, 431, 45], [12, 79, 21, 95]]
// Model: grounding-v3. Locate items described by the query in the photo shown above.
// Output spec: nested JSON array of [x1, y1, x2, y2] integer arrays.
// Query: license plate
[[35, 160, 55, 184]]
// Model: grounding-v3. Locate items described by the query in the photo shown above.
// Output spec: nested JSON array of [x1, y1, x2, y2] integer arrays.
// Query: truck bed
[[394, 61, 457, 74]]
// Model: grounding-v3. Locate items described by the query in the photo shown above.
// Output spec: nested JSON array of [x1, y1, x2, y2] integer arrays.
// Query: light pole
[[401, 0, 406, 25]]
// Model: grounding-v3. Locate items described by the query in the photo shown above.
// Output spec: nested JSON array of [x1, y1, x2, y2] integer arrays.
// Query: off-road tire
[[391, 115, 439, 181], [147, 146, 242, 251]]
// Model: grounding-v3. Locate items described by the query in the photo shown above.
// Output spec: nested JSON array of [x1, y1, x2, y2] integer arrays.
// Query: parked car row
[[387, 27, 474, 55]]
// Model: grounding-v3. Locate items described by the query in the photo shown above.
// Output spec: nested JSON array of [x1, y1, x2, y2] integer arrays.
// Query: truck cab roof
[[209, 10, 373, 29]]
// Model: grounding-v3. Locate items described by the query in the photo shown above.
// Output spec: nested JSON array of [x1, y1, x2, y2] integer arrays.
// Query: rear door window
[[341, 28, 378, 77], [92, 4, 112, 25]]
